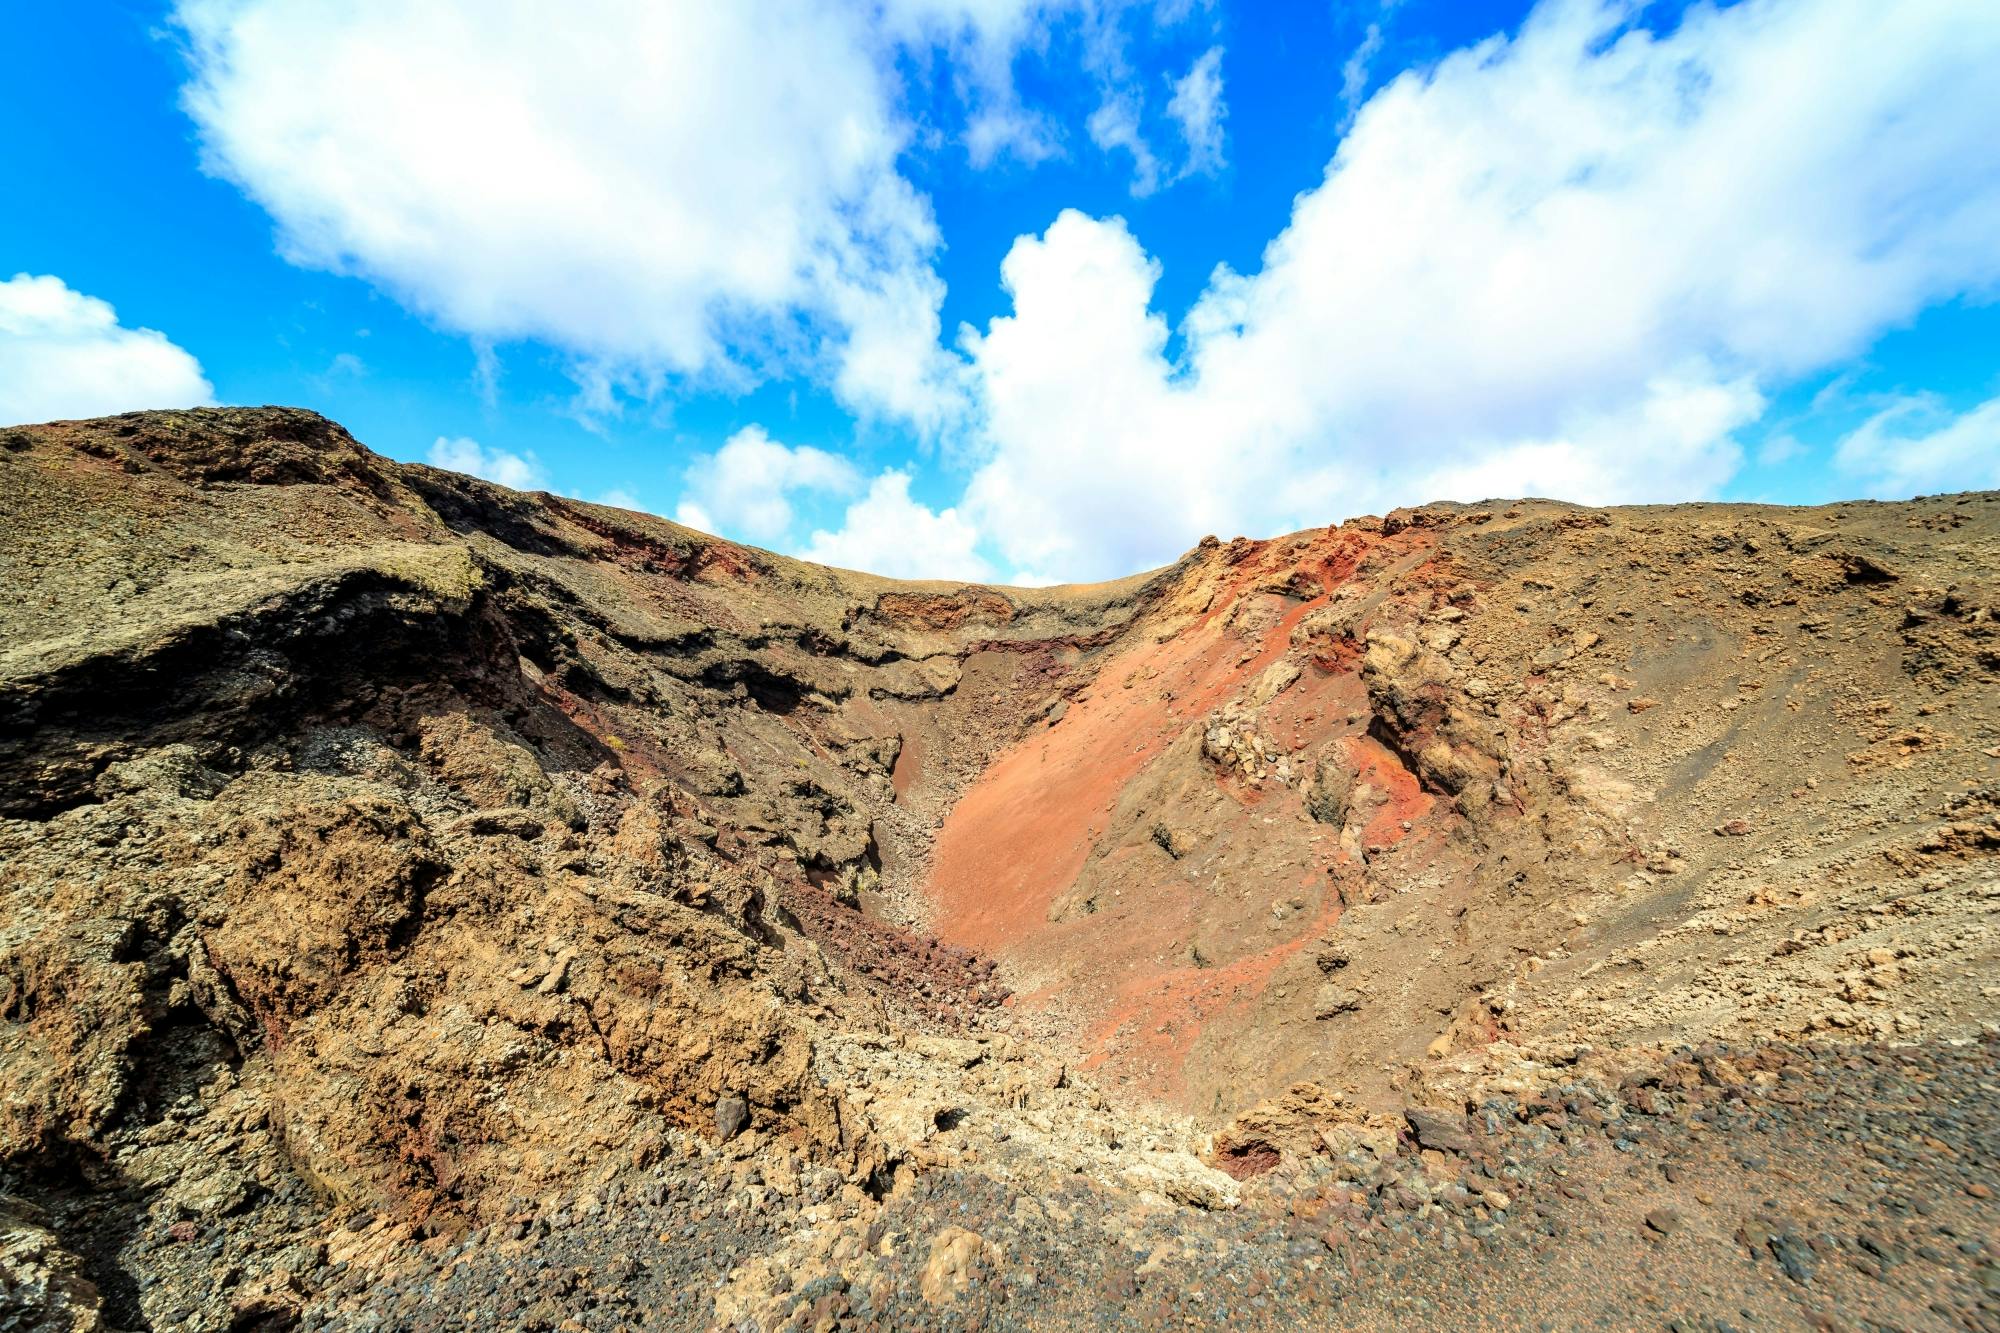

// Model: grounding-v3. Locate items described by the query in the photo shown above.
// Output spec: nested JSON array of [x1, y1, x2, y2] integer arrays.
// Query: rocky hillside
[[1, 408, 1994, 1331]]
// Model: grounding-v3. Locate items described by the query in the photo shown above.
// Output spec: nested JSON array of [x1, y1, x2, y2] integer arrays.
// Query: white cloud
[[471, 343, 503, 408], [801, 471, 993, 580], [171, 0, 1201, 433], [963, 104, 1062, 170], [1339, 2, 1404, 123], [1090, 44, 1226, 197], [673, 424, 860, 542], [171, 0, 1083, 432], [674, 500, 718, 534], [0, 274, 212, 425], [1756, 434, 1806, 468], [1834, 393, 2000, 496], [164, 0, 2000, 586], [593, 487, 646, 512], [948, 0, 2000, 580], [1417, 372, 1763, 505], [1339, 23, 1386, 121], [427, 435, 546, 490], [1087, 93, 1164, 197], [308, 350, 367, 393], [1166, 46, 1226, 177], [884, 0, 1071, 168]]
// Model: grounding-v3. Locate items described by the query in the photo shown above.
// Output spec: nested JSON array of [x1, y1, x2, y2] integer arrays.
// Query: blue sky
[[4, 0, 1997, 584]]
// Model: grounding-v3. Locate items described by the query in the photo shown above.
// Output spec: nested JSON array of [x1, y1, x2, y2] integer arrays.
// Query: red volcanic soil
[[922, 526, 1449, 1106], [920, 592, 1315, 955]]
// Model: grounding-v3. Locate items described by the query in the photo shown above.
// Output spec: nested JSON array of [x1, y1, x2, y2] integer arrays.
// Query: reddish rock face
[[919, 522, 1457, 1110]]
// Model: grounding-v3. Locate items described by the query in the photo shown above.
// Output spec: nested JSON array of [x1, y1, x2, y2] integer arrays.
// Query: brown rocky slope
[[0, 408, 1994, 1331]]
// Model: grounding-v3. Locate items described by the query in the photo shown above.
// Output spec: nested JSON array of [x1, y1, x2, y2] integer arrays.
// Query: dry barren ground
[[0, 408, 1994, 1331]]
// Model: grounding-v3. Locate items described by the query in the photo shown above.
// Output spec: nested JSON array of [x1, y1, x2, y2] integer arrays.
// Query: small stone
[[1314, 985, 1364, 1019], [1967, 1182, 1992, 1199], [1150, 823, 1193, 859], [921, 1227, 996, 1304], [1856, 1231, 1901, 1264], [715, 1094, 750, 1142], [1771, 1231, 1817, 1283], [1405, 1107, 1476, 1156], [535, 947, 579, 996], [1645, 1207, 1681, 1235]]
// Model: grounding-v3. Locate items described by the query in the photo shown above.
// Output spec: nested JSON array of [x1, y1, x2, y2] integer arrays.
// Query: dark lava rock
[[1770, 1230, 1817, 1284], [715, 1095, 749, 1142]]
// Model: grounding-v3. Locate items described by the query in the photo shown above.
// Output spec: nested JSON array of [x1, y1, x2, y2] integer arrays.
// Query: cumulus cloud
[[0, 274, 212, 426], [949, 0, 2000, 580], [427, 436, 546, 491], [171, 0, 1199, 431], [1834, 394, 2000, 496], [801, 471, 992, 581], [1166, 46, 1226, 177], [171, 0, 1049, 429], [1416, 373, 1765, 506], [673, 425, 860, 543]]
